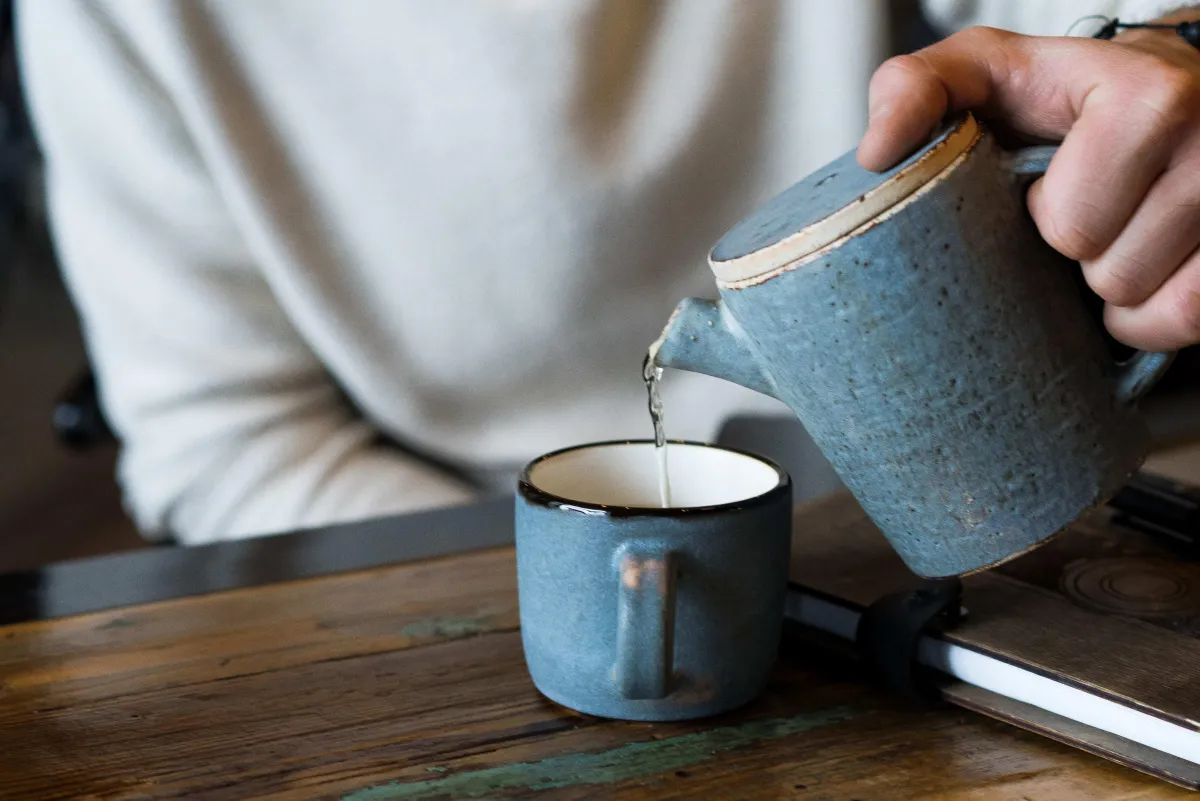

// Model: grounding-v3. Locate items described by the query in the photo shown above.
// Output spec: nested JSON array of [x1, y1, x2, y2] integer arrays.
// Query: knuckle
[[955, 25, 1012, 49], [1037, 205, 1107, 261], [1085, 262, 1149, 307], [1136, 60, 1200, 129], [1171, 279, 1200, 340], [871, 53, 943, 106], [875, 53, 930, 82], [1152, 61, 1199, 103]]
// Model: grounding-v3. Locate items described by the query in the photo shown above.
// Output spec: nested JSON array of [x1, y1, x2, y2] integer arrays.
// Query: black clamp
[[855, 577, 964, 702]]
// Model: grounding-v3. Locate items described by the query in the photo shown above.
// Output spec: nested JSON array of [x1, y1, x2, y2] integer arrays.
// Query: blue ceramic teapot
[[651, 113, 1173, 577]]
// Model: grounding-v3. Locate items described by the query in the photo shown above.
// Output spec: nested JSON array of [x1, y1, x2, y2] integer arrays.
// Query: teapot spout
[[649, 298, 780, 400]]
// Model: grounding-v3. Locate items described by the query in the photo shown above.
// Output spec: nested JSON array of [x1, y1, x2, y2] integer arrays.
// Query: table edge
[[0, 495, 517, 626]]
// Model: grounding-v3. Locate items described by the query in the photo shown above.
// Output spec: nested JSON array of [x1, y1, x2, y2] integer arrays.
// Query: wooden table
[[0, 496, 1192, 801]]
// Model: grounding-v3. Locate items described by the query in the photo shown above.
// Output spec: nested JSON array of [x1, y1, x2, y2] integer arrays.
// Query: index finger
[[857, 26, 1116, 171], [857, 27, 1189, 262]]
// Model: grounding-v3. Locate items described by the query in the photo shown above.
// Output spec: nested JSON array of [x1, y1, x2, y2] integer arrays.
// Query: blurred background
[[0, 0, 935, 571], [0, 0, 142, 571], [1, 1, 1196, 573]]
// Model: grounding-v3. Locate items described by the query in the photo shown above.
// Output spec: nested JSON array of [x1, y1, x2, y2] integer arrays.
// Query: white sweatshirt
[[17, 0, 1182, 543]]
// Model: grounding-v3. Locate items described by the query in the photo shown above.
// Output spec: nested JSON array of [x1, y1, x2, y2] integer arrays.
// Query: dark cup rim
[[517, 439, 791, 518]]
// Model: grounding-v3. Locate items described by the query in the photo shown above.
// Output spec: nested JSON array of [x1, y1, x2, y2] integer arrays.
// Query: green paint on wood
[[398, 617, 490, 640], [96, 617, 135, 630], [343, 706, 858, 800]]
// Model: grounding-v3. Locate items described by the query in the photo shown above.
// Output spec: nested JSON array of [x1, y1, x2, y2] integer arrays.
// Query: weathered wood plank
[[790, 492, 1200, 729], [0, 548, 519, 701], [0, 537, 1188, 799]]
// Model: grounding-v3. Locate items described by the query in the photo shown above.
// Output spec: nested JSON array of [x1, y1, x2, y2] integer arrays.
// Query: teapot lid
[[709, 113, 981, 285]]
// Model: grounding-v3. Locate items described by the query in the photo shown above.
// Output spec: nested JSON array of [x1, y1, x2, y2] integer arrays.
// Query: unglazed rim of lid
[[709, 113, 982, 285]]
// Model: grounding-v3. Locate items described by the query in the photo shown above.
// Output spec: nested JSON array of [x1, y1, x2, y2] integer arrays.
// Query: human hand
[[858, 19, 1200, 351]]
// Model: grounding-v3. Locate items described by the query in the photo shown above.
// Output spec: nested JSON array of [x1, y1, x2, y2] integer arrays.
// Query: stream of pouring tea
[[643, 354, 672, 508]]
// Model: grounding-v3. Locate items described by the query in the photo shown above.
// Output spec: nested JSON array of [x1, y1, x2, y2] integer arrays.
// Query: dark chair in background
[[53, 372, 114, 449], [0, 0, 115, 451], [0, 0, 23, 322]]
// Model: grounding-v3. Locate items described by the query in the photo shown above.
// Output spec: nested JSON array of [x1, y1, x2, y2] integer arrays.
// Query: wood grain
[[1145, 440, 1200, 484], [790, 492, 1200, 730], [0, 541, 1190, 799], [944, 682, 1200, 790]]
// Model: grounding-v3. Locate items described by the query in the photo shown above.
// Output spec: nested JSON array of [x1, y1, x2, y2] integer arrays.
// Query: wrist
[[1119, 3, 1200, 24], [1147, 6, 1200, 24], [1111, 7, 1200, 48]]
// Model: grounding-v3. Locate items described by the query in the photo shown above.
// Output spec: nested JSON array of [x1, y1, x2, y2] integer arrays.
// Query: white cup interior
[[527, 442, 783, 509]]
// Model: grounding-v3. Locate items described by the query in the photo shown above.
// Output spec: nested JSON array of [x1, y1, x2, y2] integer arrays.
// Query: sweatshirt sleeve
[[920, 0, 1197, 36], [17, 0, 475, 545]]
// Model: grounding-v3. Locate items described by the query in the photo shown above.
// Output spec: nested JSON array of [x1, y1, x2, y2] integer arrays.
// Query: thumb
[[857, 27, 1103, 172]]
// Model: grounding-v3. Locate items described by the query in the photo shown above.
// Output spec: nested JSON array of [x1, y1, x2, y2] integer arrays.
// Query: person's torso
[[133, 0, 891, 464]]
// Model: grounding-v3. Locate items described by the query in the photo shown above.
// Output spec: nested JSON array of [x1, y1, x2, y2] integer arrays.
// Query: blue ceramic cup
[[516, 441, 792, 721]]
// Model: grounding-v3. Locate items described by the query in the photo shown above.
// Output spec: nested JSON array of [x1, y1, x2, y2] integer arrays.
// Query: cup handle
[[1003, 145, 1176, 405], [613, 542, 677, 700]]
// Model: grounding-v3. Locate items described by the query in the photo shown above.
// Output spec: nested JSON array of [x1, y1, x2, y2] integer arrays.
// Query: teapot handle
[[1003, 146, 1176, 405]]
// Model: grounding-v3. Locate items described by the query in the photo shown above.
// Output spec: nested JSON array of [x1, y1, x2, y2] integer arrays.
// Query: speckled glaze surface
[[515, 442, 792, 721], [655, 120, 1172, 578]]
